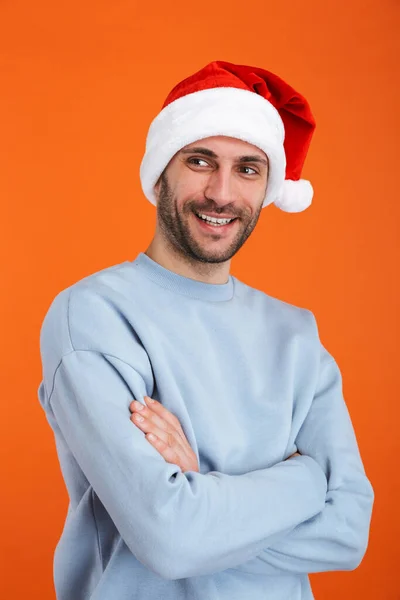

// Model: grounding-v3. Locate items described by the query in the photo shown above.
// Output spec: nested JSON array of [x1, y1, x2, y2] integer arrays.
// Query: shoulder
[[233, 276, 319, 339], [38, 260, 140, 361], [233, 278, 329, 386]]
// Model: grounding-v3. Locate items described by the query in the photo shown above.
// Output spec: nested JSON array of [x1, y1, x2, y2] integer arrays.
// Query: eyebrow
[[180, 146, 269, 166]]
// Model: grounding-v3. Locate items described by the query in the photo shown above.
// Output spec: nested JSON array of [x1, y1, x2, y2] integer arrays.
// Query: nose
[[203, 165, 238, 206]]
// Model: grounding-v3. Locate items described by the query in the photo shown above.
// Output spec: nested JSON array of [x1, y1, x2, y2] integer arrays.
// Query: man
[[37, 61, 374, 600]]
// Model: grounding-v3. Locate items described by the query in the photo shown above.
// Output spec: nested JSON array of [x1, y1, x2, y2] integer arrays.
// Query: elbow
[[143, 555, 183, 581], [124, 536, 181, 580], [343, 532, 374, 572], [127, 543, 182, 580], [320, 531, 371, 573], [334, 477, 375, 572], [119, 483, 205, 580], [153, 563, 190, 581], [142, 550, 195, 581], [145, 533, 214, 580], [337, 510, 374, 571], [128, 529, 196, 581], [340, 538, 369, 571], [344, 502, 374, 571], [348, 483, 374, 570], [149, 540, 201, 580]]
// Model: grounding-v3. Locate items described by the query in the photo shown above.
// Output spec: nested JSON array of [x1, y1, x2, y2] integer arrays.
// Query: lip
[[196, 211, 237, 219], [193, 212, 238, 234]]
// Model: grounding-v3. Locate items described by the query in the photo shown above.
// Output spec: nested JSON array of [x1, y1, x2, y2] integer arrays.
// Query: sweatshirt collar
[[132, 252, 235, 302]]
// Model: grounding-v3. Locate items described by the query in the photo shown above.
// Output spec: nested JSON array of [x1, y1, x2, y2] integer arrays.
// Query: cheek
[[245, 180, 266, 203], [177, 178, 206, 205], [238, 185, 265, 218]]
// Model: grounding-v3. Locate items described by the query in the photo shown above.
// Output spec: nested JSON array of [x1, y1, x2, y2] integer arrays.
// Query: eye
[[187, 157, 210, 167], [239, 165, 258, 176]]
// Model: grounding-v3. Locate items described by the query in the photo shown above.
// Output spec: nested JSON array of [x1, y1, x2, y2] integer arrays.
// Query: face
[[154, 136, 269, 264]]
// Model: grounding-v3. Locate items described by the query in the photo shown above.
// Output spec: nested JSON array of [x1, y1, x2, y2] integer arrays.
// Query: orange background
[[1, 1, 399, 598]]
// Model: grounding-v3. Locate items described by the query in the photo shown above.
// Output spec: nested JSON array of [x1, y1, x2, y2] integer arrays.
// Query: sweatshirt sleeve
[[43, 348, 329, 580], [232, 343, 374, 576]]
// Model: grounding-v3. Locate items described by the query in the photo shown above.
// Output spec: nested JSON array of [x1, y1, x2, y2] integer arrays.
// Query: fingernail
[[146, 396, 154, 403]]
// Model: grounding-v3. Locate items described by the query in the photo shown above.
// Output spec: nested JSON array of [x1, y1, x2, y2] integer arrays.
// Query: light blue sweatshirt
[[37, 252, 374, 600]]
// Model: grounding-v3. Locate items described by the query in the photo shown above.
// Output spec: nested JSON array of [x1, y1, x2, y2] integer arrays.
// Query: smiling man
[[37, 61, 374, 600], [147, 136, 268, 278]]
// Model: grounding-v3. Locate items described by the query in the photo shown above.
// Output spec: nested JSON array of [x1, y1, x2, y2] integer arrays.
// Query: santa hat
[[140, 60, 316, 212]]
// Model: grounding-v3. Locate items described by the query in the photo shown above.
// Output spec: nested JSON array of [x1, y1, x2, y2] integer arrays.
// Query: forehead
[[181, 135, 267, 160]]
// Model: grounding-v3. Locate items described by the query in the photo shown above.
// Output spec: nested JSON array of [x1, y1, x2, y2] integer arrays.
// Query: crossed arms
[[40, 337, 374, 581], [231, 350, 375, 576]]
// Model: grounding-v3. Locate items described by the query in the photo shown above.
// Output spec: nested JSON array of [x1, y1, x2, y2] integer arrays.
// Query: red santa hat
[[140, 60, 316, 212]]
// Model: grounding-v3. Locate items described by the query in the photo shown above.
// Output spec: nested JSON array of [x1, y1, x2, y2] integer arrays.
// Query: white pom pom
[[274, 179, 314, 213]]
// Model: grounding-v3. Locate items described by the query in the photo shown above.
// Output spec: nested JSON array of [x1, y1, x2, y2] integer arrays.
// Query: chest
[[142, 306, 303, 475]]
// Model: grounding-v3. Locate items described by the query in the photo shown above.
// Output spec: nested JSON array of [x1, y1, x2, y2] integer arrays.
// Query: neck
[[144, 237, 231, 285]]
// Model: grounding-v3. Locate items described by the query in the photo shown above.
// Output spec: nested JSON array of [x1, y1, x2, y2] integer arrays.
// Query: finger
[[143, 397, 187, 442], [146, 433, 199, 473], [145, 433, 185, 469], [135, 416, 190, 469], [131, 397, 185, 440], [130, 411, 170, 443], [130, 399, 194, 466], [287, 451, 301, 460], [129, 400, 173, 435], [130, 411, 188, 464]]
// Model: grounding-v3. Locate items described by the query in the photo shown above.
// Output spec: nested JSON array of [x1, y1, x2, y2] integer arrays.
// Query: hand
[[286, 451, 301, 460], [129, 396, 200, 473]]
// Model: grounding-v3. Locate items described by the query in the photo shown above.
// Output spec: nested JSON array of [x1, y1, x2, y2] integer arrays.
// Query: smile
[[194, 212, 237, 227]]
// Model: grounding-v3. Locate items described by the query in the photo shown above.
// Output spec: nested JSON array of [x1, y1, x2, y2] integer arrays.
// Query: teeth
[[197, 213, 234, 225]]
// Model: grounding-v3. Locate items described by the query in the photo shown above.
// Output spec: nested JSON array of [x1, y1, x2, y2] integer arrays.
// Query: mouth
[[193, 211, 239, 234]]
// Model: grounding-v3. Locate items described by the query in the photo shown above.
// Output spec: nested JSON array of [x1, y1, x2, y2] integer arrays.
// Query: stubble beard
[[156, 171, 264, 265]]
